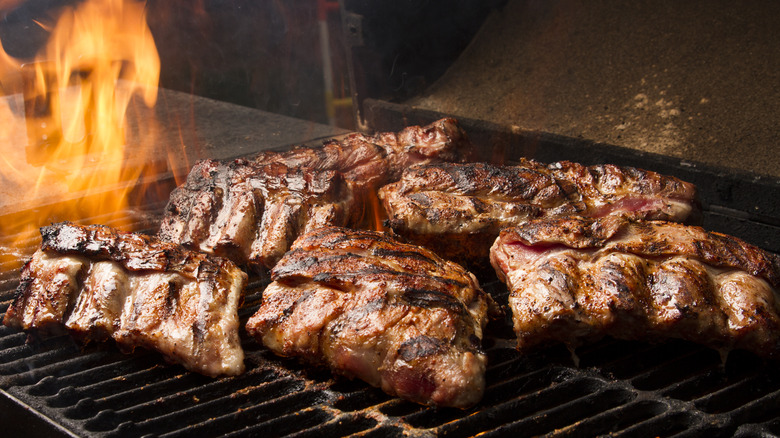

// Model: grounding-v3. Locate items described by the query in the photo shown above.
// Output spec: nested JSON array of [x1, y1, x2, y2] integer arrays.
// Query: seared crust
[[500, 216, 780, 286], [380, 160, 698, 268], [38, 220, 238, 275], [159, 118, 473, 271], [159, 159, 356, 270], [252, 117, 473, 186], [246, 226, 490, 408], [490, 216, 780, 358], [3, 222, 247, 377]]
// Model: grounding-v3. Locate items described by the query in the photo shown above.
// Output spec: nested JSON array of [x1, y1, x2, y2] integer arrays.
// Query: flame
[[366, 190, 387, 232], [0, 0, 160, 258]]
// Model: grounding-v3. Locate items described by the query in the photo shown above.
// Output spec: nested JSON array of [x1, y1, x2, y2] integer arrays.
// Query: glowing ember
[[0, 0, 160, 254]]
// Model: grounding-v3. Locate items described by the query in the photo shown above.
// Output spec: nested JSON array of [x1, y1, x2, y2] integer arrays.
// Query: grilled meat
[[490, 216, 780, 358], [3, 222, 247, 377], [245, 226, 490, 408], [159, 118, 473, 271], [254, 117, 473, 186], [160, 160, 356, 270], [379, 160, 698, 269]]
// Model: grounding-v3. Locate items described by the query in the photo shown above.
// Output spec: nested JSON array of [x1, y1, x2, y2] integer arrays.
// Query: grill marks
[[158, 118, 473, 272], [246, 226, 490, 408], [3, 222, 248, 377], [161, 160, 355, 271], [398, 336, 447, 362], [490, 216, 780, 358], [401, 288, 466, 312], [379, 159, 699, 270], [66, 261, 128, 341], [8, 254, 85, 337], [440, 161, 566, 202]]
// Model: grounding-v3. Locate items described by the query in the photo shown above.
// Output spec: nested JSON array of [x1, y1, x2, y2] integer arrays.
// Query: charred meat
[[160, 160, 356, 270], [490, 215, 780, 358], [253, 116, 474, 187], [3, 222, 247, 377], [245, 226, 490, 408], [380, 159, 698, 268], [159, 118, 473, 271]]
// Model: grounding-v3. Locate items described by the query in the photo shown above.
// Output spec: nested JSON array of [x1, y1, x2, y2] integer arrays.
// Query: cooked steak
[[3, 222, 247, 377], [159, 118, 473, 271], [379, 160, 698, 269], [254, 117, 473, 186], [490, 216, 780, 359], [245, 226, 490, 408]]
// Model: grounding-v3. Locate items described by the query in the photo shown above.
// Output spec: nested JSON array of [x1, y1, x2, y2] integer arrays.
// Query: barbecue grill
[[1, 1, 779, 437]]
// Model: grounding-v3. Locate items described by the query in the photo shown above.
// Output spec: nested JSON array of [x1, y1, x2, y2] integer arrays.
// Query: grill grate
[[1, 203, 779, 437]]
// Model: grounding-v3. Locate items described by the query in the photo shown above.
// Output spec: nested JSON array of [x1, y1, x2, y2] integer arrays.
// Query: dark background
[[1, 0, 502, 130], [0, 0, 356, 127]]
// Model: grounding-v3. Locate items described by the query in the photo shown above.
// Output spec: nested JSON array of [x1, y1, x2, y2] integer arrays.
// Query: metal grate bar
[[279, 412, 381, 438], [693, 371, 780, 414], [156, 387, 332, 438], [549, 399, 670, 437], [479, 386, 636, 437]]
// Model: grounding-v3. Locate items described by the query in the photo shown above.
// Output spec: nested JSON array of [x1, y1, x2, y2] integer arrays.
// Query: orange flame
[[366, 190, 387, 232], [0, 0, 160, 259]]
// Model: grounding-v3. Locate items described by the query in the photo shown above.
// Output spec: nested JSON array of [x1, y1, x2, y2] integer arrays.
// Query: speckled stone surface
[[406, 0, 780, 178]]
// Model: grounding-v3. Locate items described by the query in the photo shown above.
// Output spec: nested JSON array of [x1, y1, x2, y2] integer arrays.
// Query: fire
[[0, 0, 160, 261], [367, 190, 387, 232]]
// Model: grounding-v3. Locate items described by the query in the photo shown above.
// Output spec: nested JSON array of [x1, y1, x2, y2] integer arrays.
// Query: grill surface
[[2, 111, 780, 436], [1, 198, 779, 437]]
